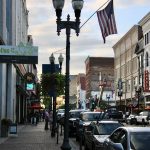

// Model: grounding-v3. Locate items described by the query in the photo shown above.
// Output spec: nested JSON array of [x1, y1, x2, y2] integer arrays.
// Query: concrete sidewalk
[[0, 122, 79, 150]]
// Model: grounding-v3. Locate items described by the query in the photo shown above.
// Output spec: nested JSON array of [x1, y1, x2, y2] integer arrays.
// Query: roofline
[[138, 11, 150, 26], [113, 25, 139, 48]]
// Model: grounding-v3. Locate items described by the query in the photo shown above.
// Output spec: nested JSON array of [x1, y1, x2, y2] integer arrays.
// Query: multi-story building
[[113, 12, 150, 112], [138, 12, 150, 108], [69, 75, 77, 105], [77, 73, 86, 109], [113, 25, 143, 110], [0, 0, 38, 135], [85, 57, 115, 106]]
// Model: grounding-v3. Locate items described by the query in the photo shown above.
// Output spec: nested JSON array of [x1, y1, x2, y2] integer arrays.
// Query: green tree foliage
[[40, 73, 65, 97]]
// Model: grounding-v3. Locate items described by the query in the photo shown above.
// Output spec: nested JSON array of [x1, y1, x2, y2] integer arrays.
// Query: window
[[145, 52, 149, 67], [145, 32, 150, 45]]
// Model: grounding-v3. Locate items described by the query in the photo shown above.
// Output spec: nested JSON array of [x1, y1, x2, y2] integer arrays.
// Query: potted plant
[[1, 118, 12, 137]]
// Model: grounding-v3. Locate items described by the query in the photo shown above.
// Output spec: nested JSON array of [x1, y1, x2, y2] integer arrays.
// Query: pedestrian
[[44, 110, 49, 130], [49, 111, 53, 131], [42, 110, 45, 122]]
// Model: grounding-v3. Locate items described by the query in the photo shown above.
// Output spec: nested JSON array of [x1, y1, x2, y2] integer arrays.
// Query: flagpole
[[80, 0, 110, 29]]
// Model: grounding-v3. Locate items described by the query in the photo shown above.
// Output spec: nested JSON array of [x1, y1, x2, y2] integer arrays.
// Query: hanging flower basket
[[40, 73, 65, 96]]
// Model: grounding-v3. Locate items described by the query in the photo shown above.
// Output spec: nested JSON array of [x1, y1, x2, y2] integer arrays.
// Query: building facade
[[138, 12, 150, 108], [0, 0, 38, 136], [85, 57, 115, 107], [77, 73, 86, 109], [113, 12, 150, 112]]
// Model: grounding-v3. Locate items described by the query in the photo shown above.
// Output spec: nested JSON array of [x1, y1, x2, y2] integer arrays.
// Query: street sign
[[42, 64, 60, 74]]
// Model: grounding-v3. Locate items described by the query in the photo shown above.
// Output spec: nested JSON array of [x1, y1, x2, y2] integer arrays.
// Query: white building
[[0, 0, 28, 128], [77, 74, 86, 109], [138, 12, 150, 108], [113, 12, 150, 112]]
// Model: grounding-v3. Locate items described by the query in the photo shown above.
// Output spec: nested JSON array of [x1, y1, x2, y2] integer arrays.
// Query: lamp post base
[[61, 141, 71, 150]]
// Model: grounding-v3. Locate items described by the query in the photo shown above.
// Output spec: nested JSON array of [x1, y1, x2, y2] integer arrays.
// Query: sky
[[26, 0, 150, 76]]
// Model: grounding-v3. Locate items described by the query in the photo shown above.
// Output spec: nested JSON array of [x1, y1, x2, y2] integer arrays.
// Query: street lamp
[[58, 53, 64, 74], [52, 0, 84, 149], [49, 53, 57, 137], [49, 53, 64, 137]]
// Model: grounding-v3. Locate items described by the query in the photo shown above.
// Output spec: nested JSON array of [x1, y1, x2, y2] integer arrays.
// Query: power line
[[52, 0, 110, 54], [80, 0, 110, 29]]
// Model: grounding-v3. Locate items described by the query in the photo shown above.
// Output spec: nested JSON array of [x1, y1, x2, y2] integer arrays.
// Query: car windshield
[[130, 132, 150, 150], [82, 113, 100, 121], [97, 123, 122, 135]]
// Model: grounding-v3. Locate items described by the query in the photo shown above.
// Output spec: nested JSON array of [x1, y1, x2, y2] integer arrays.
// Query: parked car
[[75, 111, 105, 142], [104, 109, 124, 121], [57, 109, 65, 121], [68, 109, 88, 136], [103, 126, 150, 150], [84, 120, 123, 150], [126, 114, 137, 125], [134, 110, 150, 125]]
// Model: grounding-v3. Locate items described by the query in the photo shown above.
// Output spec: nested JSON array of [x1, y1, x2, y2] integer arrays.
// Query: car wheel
[[142, 119, 145, 126], [135, 119, 138, 125]]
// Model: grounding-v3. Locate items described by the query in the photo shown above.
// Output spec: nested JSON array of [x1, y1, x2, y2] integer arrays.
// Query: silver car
[[103, 126, 150, 150]]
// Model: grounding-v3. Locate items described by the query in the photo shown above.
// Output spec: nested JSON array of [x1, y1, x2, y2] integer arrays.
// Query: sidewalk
[[0, 122, 79, 150]]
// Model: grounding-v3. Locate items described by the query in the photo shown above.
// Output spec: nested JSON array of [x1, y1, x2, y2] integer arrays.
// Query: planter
[[1, 125, 8, 137]]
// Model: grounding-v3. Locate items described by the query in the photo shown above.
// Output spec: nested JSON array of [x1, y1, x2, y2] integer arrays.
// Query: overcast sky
[[26, 0, 150, 76]]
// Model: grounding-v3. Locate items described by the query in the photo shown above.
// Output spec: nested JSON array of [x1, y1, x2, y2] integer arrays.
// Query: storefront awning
[[28, 103, 43, 109]]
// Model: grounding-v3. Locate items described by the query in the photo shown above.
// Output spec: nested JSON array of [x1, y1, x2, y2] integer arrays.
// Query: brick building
[[85, 57, 115, 106]]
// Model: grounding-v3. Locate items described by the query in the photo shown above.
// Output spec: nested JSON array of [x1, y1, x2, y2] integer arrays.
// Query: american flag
[[97, 0, 117, 43]]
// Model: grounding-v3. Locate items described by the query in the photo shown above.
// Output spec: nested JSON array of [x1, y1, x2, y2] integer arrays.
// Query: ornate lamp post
[[58, 53, 64, 74], [49, 53, 64, 137], [49, 53, 57, 137], [52, 0, 84, 149]]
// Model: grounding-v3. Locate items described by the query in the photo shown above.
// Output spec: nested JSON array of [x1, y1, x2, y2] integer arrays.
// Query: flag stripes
[[97, 0, 117, 43]]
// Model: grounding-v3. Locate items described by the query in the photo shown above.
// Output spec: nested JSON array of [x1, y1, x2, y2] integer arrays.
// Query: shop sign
[[0, 43, 38, 64], [24, 72, 35, 83], [144, 70, 150, 92]]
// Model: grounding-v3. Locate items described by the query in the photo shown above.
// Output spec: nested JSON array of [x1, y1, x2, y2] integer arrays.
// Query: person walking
[[49, 111, 53, 131], [44, 110, 49, 130]]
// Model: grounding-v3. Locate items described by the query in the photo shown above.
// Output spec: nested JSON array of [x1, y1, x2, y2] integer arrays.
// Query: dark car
[[84, 120, 123, 150], [76, 111, 104, 142], [103, 126, 150, 150], [68, 109, 88, 136], [104, 109, 123, 121]]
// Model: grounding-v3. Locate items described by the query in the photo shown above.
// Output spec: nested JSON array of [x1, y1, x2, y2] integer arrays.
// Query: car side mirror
[[113, 143, 124, 150]]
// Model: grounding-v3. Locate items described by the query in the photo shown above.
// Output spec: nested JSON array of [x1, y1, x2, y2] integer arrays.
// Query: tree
[[40, 73, 65, 96]]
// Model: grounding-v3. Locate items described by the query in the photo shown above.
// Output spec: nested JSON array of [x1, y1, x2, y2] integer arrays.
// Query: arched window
[[145, 52, 149, 67]]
